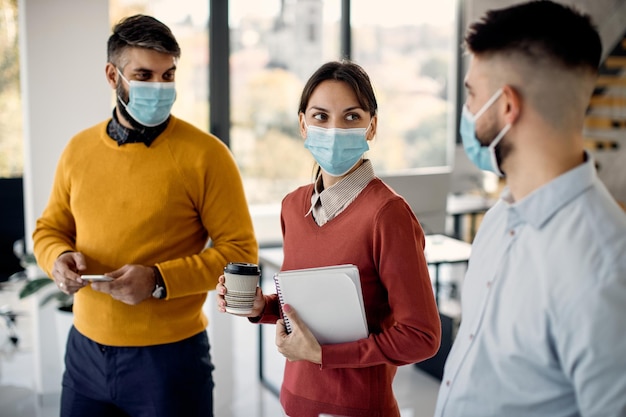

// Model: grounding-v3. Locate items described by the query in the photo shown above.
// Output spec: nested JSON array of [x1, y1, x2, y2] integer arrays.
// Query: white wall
[[18, 0, 110, 399], [20, 0, 111, 250]]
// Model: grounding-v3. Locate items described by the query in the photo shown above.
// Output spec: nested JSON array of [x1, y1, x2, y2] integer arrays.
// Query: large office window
[[229, 0, 342, 204], [0, 0, 22, 178], [351, 0, 456, 173], [109, 0, 458, 207]]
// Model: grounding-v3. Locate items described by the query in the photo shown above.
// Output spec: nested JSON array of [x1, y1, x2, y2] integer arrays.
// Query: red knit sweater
[[259, 178, 441, 417]]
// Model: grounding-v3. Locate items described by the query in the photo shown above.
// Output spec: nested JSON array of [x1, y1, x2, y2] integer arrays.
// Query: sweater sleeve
[[249, 293, 282, 325], [321, 198, 441, 369], [156, 132, 258, 298], [33, 143, 80, 276]]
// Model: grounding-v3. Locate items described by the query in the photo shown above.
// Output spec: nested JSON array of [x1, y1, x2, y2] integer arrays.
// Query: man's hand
[[275, 304, 322, 364], [90, 264, 155, 305], [52, 252, 88, 295]]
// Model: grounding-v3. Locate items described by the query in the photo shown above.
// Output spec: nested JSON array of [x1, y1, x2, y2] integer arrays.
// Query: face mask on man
[[117, 69, 176, 127], [303, 121, 371, 177], [460, 88, 511, 177]]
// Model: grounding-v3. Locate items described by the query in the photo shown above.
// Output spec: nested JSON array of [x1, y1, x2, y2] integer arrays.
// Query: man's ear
[[105, 63, 119, 90], [298, 113, 307, 139], [501, 84, 521, 125]]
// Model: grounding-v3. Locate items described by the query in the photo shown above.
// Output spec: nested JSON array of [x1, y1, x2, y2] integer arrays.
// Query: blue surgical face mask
[[460, 88, 511, 177], [117, 69, 176, 127], [304, 121, 371, 177]]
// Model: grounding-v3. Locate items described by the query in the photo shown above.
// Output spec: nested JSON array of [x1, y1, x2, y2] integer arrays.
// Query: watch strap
[[151, 266, 166, 299]]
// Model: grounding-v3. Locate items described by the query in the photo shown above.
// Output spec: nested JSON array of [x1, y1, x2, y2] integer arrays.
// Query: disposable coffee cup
[[223, 262, 260, 314]]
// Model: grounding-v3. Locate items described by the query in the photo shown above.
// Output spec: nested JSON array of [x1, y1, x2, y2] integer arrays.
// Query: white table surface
[[258, 234, 471, 269]]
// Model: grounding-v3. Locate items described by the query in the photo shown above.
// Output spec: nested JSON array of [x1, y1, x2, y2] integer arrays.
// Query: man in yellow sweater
[[32, 15, 257, 417]]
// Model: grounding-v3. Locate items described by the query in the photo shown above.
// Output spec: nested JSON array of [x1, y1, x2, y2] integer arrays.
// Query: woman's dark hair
[[298, 60, 378, 116]]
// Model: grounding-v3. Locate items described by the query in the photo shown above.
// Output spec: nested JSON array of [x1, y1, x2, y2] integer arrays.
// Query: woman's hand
[[275, 304, 322, 364], [216, 274, 266, 317]]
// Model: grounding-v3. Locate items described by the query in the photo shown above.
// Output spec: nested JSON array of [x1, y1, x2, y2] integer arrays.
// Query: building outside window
[[0, 0, 22, 178], [0, 0, 456, 206], [109, 0, 457, 208]]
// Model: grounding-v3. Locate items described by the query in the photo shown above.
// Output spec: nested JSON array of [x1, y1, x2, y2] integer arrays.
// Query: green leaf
[[39, 291, 73, 308], [18, 278, 54, 299], [18, 277, 74, 308]]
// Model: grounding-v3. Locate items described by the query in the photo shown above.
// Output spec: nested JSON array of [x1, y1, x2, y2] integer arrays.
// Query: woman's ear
[[298, 113, 307, 139], [367, 115, 378, 141], [105, 63, 119, 90], [501, 85, 521, 125]]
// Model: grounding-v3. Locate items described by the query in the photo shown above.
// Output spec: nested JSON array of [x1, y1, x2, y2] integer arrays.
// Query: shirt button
[[446, 380, 451, 386], [509, 229, 515, 236], [469, 333, 474, 340], [486, 281, 492, 288]]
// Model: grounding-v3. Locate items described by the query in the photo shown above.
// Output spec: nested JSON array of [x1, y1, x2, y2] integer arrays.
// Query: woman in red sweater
[[218, 60, 441, 417]]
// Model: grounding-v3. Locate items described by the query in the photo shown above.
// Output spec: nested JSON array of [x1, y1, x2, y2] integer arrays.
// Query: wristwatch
[[151, 266, 166, 299]]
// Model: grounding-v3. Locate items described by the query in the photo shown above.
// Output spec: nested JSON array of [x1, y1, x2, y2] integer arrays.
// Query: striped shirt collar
[[307, 159, 375, 226]]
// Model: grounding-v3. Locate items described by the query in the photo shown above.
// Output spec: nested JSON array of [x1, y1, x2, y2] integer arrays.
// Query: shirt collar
[[503, 151, 596, 230], [106, 109, 168, 147], [307, 159, 375, 223]]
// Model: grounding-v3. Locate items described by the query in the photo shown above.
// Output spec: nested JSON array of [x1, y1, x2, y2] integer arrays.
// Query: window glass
[[0, 0, 22, 178], [352, 0, 456, 172], [229, 0, 341, 204], [108, 0, 457, 207]]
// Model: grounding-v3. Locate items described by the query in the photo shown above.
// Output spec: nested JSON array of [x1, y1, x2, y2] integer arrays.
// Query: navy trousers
[[61, 326, 215, 417]]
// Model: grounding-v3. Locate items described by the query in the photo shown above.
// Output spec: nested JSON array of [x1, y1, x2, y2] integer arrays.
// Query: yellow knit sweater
[[33, 116, 258, 346]]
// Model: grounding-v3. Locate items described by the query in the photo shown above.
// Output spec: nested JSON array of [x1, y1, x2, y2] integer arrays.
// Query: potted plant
[[17, 253, 73, 312], [18, 276, 74, 313], [17, 254, 74, 364]]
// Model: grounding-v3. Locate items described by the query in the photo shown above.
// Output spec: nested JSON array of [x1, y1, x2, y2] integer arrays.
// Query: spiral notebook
[[273, 264, 369, 344]]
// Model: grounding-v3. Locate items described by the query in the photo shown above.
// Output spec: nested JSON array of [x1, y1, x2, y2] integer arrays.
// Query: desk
[[258, 235, 470, 306], [256, 234, 471, 392], [447, 193, 495, 241], [424, 234, 471, 305]]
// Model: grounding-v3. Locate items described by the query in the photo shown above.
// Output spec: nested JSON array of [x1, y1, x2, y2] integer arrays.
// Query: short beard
[[116, 81, 146, 132]]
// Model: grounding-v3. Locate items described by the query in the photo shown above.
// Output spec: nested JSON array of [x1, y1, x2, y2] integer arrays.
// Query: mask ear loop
[[116, 68, 130, 86], [364, 117, 375, 139], [473, 88, 504, 121], [116, 68, 131, 107], [302, 118, 310, 136], [489, 123, 511, 177]]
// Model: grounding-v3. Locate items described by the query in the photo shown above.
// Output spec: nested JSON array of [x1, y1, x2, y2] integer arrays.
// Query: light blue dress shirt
[[435, 156, 626, 417]]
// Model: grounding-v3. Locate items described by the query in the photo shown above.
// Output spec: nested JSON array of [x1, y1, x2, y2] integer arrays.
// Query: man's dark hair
[[107, 15, 181, 66], [465, 0, 601, 72]]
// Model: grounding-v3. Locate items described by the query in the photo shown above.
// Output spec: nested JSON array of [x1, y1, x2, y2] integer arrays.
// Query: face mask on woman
[[117, 69, 176, 127], [304, 121, 371, 177]]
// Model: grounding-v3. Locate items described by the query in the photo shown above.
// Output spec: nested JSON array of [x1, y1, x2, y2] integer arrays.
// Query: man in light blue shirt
[[435, 1, 626, 416]]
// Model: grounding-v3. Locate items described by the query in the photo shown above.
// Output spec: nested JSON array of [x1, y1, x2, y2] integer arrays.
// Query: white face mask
[[460, 88, 511, 177], [303, 120, 372, 177], [117, 69, 176, 127]]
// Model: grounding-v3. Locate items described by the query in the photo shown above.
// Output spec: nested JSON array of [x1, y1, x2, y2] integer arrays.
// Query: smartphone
[[80, 275, 113, 282]]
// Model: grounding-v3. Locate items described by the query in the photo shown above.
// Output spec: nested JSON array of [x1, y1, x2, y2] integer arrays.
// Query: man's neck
[[115, 106, 135, 130], [506, 141, 585, 202]]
